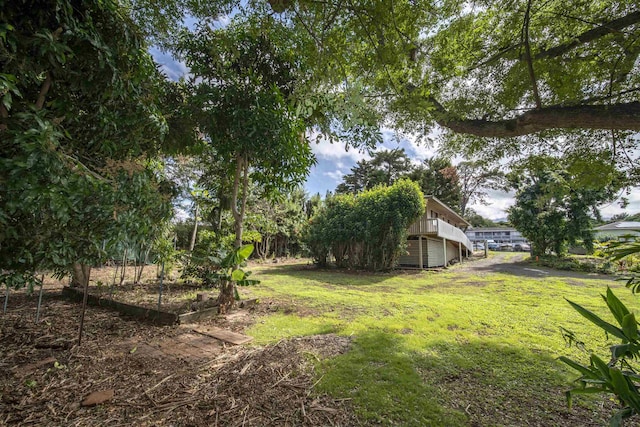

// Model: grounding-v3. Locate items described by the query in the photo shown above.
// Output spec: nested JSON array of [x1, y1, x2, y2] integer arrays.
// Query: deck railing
[[407, 218, 473, 251]]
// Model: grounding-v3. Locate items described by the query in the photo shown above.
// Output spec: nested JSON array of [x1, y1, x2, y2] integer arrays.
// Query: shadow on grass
[[254, 262, 429, 286], [316, 330, 612, 427], [462, 259, 613, 282]]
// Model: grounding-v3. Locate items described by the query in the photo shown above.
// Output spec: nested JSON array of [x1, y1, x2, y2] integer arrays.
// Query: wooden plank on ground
[[62, 287, 178, 326], [188, 325, 253, 345], [178, 307, 220, 324]]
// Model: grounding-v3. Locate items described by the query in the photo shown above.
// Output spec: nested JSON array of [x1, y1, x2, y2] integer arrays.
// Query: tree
[[457, 161, 505, 217], [336, 149, 412, 194], [259, 0, 640, 138], [464, 209, 497, 228], [407, 157, 462, 211], [179, 17, 315, 310], [507, 155, 622, 256], [0, 0, 174, 287]]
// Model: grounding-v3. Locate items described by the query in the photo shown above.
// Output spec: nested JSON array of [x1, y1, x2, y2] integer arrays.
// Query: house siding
[[427, 238, 444, 267], [446, 240, 459, 263]]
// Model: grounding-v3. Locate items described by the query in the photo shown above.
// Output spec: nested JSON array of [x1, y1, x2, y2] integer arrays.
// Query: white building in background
[[398, 196, 473, 268], [594, 221, 640, 240], [465, 227, 528, 245]]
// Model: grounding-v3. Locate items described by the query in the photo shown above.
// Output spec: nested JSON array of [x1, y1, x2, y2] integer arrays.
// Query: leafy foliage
[[507, 155, 622, 256], [304, 179, 425, 271], [335, 149, 466, 213], [182, 243, 259, 292], [0, 1, 175, 287], [561, 286, 640, 426]]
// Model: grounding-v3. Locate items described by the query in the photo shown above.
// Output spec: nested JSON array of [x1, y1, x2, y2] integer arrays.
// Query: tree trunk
[[218, 153, 249, 313], [189, 202, 199, 252], [217, 279, 235, 314], [71, 263, 91, 288], [119, 248, 127, 286]]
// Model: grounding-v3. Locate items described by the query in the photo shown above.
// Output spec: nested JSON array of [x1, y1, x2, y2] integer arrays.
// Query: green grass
[[242, 260, 631, 425]]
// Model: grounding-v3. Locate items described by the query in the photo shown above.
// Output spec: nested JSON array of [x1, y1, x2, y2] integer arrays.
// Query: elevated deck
[[407, 218, 473, 251]]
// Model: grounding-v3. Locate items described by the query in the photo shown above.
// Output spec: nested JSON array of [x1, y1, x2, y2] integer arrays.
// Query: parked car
[[513, 243, 531, 252], [498, 243, 513, 251], [487, 242, 500, 251]]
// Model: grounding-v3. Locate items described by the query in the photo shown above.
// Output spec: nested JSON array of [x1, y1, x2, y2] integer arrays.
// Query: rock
[[81, 389, 114, 407]]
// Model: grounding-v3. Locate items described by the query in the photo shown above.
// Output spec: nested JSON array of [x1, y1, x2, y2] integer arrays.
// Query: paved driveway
[[456, 251, 611, 281]]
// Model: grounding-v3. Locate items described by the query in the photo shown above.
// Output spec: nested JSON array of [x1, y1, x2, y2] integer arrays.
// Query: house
[[398, 196, 473, 268], [594, 221, 640, 241], [465, 226, 529, 246]]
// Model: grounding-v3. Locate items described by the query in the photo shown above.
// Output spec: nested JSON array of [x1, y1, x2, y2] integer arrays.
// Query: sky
[[150, 44, 639, 223]]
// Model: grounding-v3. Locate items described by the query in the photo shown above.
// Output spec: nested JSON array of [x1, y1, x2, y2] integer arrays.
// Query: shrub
[[303, 179, 425, 271]]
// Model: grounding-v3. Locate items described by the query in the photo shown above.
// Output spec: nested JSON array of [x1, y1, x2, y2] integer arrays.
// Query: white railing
[[407, 217, 438, 235], [408, 218, 473, 251]]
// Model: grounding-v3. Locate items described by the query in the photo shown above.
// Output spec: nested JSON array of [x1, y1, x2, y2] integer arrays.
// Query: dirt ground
[[0, 284, 359, 426]]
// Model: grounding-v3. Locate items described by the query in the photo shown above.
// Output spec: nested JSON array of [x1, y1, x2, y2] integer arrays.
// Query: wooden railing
[[407, 218, 473, 251]]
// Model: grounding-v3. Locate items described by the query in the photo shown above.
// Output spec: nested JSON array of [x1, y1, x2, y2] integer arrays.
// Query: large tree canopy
[[258, 0, 639, 138], [0, 0, 175, 281]]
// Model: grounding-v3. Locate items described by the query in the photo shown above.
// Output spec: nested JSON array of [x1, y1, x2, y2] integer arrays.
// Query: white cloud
[[323, 170, 345, 181], [309, 135, 370, 163], [468, 189, 515, 221], [150, 48, 189, 81]]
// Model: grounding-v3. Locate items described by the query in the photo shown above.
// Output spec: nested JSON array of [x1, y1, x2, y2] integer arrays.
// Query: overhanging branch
[[532, 10, 640, 60], [431, 101, 640, 137]]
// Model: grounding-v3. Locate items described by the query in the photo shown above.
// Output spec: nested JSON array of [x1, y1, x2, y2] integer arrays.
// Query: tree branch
[[431, 100, 640, 137], [532, 10, 640, 60], [0, 103, 7, 131], [462, 10, 640, 76], [522, 0, 541, 109], [35, 72, 53, 110]]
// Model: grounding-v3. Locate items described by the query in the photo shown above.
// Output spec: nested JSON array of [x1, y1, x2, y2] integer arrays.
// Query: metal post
[[418, 236, 423, 269], [443, 238, 447, 267], [157, 262, 165, 310], [35, 274, 45, 322], [77, 269, 91, 347], [3, 286, 9, 314]]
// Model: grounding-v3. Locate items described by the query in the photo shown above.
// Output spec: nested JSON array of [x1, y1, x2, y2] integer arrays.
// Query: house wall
[[398, 237, 446, 268], [595, 230, 640, 241], [465, 227, 528, 244], [425, 202, 460, 227], [427, 237, 444, 267], [446, 240, 459, 263], [400, 239, 423, 267]]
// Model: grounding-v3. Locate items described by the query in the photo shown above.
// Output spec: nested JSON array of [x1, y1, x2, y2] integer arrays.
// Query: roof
[[425, 195, 470, 227], [594, 221, 640, 231], [466, 227, 518, 232]]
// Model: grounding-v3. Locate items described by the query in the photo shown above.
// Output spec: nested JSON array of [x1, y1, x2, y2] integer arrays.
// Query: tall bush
[[304, 179, 424, 271]]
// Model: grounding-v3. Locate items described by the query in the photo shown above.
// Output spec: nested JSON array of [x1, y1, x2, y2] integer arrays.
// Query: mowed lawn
[[244, 253, 636, 426]]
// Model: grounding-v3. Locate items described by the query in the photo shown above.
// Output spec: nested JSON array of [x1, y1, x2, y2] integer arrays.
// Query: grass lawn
[[242, 255, 636, 426]]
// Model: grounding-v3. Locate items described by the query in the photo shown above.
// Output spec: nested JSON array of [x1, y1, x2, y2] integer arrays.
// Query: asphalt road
[[457, 251, 611, 281]]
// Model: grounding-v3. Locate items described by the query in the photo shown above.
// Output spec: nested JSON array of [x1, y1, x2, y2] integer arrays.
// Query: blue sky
[[151, 51, 638, 222]]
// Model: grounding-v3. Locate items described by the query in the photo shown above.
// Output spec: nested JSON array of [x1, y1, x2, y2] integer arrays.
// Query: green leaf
[[231, 269, 245, 281], [566, 298, 626, 341], [590, 355, 612, 381], [621, 313, 638, 341], [559, 356, 600, 380], [236, 244, 254, 261], [610, 343, 637, 359], [603, 287, 630, 326]]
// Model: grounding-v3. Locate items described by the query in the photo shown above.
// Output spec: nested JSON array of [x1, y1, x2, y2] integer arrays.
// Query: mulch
[[0, 289, 360, 426]]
